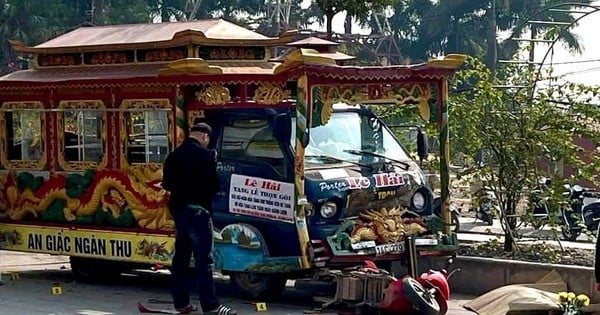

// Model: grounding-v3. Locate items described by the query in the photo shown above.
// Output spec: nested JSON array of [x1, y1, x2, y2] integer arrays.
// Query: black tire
[[485, 214, 494, 226], [230, 272, 287, 300], [451, 212, 460, 233], [402, 277, 440, 315], [561, 228, 580, 242]]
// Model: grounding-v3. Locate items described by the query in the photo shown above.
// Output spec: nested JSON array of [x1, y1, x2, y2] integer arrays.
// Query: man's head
[[190, 122, 212, 148]]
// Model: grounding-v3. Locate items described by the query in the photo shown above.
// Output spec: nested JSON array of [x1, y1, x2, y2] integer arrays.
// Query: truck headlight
[[320, 201, 337, 218], [412, 191, 426, 211]]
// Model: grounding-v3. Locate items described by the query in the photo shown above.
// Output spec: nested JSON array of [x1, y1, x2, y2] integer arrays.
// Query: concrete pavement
[[457, 215, 596, 249], [0, 251, 476, 315]]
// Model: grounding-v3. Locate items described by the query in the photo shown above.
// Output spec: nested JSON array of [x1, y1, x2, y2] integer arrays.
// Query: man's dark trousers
[[171, 205, 219, 311]]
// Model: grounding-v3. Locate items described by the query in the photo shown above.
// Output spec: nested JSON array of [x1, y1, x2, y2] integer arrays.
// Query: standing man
[[162, 122, 237, 315], [596, 224, 600, 292]]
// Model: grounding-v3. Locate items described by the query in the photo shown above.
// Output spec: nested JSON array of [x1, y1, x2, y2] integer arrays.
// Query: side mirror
[[273, 114, 292, 143], [417, 129, 428, 163]]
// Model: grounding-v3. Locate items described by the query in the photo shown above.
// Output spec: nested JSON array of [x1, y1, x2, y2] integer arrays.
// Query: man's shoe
[[205, 305, 237, 315], [175, 304, 198, 314]]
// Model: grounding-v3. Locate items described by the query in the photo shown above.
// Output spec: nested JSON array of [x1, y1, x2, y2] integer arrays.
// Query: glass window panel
[[221, 118, 286, 176], [63, 110, 103, 162], [6, 111, 42, 161], [126, 110, 169, 164]]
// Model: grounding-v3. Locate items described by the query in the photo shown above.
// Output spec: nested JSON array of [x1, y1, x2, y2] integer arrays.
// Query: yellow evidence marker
[[51, 282, 63, 295], [255, 302, 267, 312]]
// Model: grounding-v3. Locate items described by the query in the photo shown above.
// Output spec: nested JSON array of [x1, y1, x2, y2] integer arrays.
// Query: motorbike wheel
[[451, 212, 460, 233], [561, 228, 580, 242], [485, 214, 494, 226], [402, 277, 440, 315], [531, 219, 546, 229]]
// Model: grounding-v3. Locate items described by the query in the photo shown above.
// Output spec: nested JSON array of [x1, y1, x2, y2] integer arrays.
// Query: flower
[[557, 291, 590, 315], [576, 294, 590, 307], [558, 291, 569, 303]]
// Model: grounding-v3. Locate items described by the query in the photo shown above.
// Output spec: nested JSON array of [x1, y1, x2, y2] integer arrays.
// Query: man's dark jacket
[[162, 137, 219, 213], [596, 231, 600, 283]]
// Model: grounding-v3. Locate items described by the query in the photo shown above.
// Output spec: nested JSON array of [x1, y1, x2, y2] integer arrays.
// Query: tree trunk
[[344, 13, 352, 34], [486, 0, 498, 70], [503, 195, 517, 252], [326, 11, 334, 39], [92, 0, 106, 25]]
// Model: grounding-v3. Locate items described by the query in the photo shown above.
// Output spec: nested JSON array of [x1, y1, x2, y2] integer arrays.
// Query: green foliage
[[314, 0, 397, 36], [450, 56, 600, 251], [387, 0, 593, 63]]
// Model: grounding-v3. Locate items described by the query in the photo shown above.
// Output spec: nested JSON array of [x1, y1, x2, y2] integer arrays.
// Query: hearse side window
[[6, 110, 42, 161], [125, 110, 169, 164], [221, 118, 286, 176], [63, 110, 103, 162]]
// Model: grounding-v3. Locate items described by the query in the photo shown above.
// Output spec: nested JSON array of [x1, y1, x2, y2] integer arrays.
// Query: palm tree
[[0, 0, 67, 71], [496, 0, 594, 61], [388, 0, 593, 63]]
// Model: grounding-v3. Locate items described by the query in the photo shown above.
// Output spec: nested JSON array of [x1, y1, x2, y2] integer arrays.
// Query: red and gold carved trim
[[187, 110, 206, 127], [119, 99, 173, 171], [57, 100, 108, 171], [0, 101, 47, 170]]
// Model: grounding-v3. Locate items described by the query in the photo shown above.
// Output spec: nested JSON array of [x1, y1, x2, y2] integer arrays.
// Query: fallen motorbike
[[432, 196, 461, 233], [379, 258, 459, 315]]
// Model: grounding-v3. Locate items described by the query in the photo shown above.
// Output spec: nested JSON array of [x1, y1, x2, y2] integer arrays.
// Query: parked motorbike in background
[[529, 177, 552, 229], [582, 192, 600, 236], [529, 177, 596, 241], [472, 187, 498, 226], [433, 196, 461, 233]]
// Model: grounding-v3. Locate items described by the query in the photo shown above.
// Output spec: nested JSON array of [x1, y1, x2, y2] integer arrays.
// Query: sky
[[299, 0, 600, 87], [530, 3, 600, 86]]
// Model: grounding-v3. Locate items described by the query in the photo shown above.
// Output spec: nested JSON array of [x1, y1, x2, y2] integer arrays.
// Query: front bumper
[[309, 233, 459, 268]]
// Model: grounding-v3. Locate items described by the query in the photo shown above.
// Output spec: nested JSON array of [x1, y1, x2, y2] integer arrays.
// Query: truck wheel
[[402, 277, 440, 315], [230, 272, 287, 300]]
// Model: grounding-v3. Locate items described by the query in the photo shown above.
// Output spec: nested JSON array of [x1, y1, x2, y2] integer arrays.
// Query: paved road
[[0, 251, 475, 315], [457, 215, 596, 250]]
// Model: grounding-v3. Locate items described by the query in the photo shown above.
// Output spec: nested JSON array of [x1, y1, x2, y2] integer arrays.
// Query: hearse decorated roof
[[11, 19, 295, 53], [0, 19, 466, 89]]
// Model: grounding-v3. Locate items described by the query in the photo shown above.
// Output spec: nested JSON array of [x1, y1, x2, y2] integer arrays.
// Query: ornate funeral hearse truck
[[0, 19, 464, 298]]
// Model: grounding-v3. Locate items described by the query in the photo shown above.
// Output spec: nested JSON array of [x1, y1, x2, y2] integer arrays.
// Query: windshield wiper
[[343, 149, 411, 170], [305, 154, 372, 170]]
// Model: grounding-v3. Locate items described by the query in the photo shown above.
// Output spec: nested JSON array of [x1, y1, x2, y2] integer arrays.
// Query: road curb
[[414, 256, 600, 302]]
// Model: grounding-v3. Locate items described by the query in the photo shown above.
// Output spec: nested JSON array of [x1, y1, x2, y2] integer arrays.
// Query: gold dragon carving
[[317, 84, 433, 124], [253, 83, 291, 105], [195, 85, 231, 105], [350, 207, 427, 244], [0, 168, 174, 231]]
